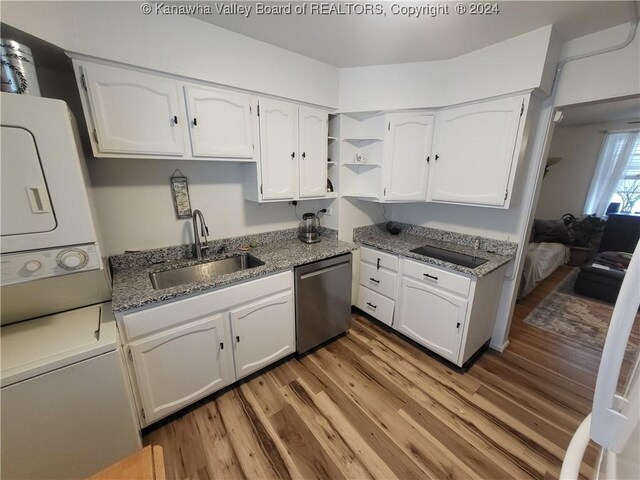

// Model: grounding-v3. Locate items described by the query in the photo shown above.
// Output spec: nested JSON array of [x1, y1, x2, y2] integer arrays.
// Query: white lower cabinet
[[230, 291, 295, 379], [119, 271, 294, 427], [395, 258, 506, 367], [356, 246, 399, 326], [129, 314, 234, 425], [395, 277, 467, 363]]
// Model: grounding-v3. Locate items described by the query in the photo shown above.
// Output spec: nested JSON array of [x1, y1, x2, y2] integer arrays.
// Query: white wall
[[535, 120, 633, 220], [338, 25, 559, 112], [87, 158, 333, 256], [556, 22, 640, 108], [0, 1, 338, 108]]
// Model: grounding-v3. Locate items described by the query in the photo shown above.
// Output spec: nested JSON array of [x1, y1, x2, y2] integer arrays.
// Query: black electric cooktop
[[409, 245, 489, 269]]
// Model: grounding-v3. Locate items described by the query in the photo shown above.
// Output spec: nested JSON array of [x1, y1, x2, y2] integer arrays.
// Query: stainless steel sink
[[149, 254, 265, 290]]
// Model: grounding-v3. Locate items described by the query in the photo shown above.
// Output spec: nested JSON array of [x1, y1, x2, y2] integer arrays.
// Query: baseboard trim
[[490, 339, 510, 352]]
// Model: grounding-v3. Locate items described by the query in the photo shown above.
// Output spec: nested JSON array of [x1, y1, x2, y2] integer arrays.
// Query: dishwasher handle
[[299, 260, 350, 280]]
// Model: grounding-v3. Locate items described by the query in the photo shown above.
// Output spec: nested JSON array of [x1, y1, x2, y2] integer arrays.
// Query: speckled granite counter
[[353, 223, 517, 277], [110, 227, 356, 313]]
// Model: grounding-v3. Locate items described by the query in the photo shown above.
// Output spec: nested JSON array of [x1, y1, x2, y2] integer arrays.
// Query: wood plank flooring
[[145, 267, 604, 480]]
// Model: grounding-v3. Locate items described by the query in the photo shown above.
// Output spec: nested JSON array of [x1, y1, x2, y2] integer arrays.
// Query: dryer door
[[1, 126, 56, 236]]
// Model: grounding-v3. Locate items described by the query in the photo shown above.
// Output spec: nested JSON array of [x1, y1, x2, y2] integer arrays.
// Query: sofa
[[574, 214, 640, 303]]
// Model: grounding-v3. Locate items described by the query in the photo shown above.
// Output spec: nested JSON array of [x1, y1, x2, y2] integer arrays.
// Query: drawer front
[[359, 261, 397, 299], [402, 258, 471, 297], [356, 286, 394, 326], [360, 246, 398, 272], [120, 271, 292, 341]]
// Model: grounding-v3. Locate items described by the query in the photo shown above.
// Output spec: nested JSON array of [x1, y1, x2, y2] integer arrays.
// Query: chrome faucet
[[192, 209, 210, 260]]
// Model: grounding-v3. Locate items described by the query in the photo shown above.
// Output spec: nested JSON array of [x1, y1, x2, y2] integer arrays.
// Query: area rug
[[523, 269, 640, 357]]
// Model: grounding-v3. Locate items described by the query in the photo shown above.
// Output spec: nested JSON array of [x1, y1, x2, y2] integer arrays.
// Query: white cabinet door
[[383, 113, 434, 201], [185, 85, 254, 158], [258, 99, 297, 200], [428, 95, 525, 207], [396, 277, 467, 363], [81, 63, 184, 156], [230, 291, 295, 379], [129, 314, 234, 425], [298, 107, 328, 198]]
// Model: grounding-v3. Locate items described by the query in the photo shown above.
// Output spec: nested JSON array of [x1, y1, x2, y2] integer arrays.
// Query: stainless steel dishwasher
[[295, 253, 352, 354]]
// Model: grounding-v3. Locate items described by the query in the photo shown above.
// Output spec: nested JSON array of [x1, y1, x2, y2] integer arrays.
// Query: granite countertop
[[110, 228, 356, 314], [353, 223, 518, 277]]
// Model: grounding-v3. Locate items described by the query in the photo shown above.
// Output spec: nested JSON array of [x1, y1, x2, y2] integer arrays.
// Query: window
[[609, 135, 640, 213], [584, 130, 640, 217]]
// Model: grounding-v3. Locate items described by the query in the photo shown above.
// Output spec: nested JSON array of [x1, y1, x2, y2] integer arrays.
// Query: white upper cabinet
[[184, 85, 255, 159], [258, 99, 298, 200], [428, 95, 526, 208], [383, 113, 434, 201], [247, 100, 330, 202], [80, 62, 185, 156], [298, 107, 328, 198]]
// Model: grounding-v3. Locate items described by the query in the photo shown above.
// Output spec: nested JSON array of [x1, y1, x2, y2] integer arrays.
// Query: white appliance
[[561, 240, 640, 480], [1, 302, 142, 479], [0, 93, 141, 478], [1, 92, 101, 285]]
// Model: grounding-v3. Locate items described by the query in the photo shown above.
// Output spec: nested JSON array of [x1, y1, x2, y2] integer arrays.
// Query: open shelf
[[342, 138, 383, 145], [339, 111, 383, 121], [342, 162, 381, 168], [342, 192, 379, 199]]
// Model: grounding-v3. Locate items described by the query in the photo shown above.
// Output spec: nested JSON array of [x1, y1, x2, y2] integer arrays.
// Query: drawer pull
[[423, 273, 438, 281], [369, 277, 380, 284], [366, 302, 377, 310]]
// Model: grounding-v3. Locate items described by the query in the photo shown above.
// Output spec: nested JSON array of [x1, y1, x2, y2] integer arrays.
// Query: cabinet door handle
[[456, 322, 461, 329], [192, 118, 197, 126], [219, 342, 224, 350], [366, 302, 377, 310], [173, 115, 178, 125], [301, 152, 306, 159], [435, 154, 439, 161], [376, 258, 381, 270], [426, 156, 430, 163], [369, 277, 380, 284], [236, 336, 240, 343], [423, 273, 438, 281], [291, 152, 296, 159]]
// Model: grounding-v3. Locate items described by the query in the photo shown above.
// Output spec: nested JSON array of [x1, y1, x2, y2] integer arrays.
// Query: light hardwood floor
[[145, 266, 602, 480]]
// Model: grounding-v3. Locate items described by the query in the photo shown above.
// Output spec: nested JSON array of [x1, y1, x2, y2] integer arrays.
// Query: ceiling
[[192, 1, 639, 67], [559, 97, 640, 126]]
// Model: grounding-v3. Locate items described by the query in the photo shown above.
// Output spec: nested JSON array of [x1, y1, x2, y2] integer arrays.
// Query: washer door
[[1, 126, 56, 236]]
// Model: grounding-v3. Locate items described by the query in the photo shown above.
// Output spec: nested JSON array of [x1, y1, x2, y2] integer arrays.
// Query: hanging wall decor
[[170, 169, 192, 218]]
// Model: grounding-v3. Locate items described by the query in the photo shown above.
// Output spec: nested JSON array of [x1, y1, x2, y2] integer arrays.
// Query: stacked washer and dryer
[[0, 92, 141, 478]]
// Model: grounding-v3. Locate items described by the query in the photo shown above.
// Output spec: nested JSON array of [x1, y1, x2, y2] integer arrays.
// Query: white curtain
[[584, 131, 640, 217]]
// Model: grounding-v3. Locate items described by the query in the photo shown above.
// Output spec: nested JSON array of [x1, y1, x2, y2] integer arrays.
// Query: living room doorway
[[510, 94, 640, 393]]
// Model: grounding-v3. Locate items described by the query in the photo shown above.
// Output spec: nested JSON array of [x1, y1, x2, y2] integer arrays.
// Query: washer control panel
[[1, 244, 102, 286]]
